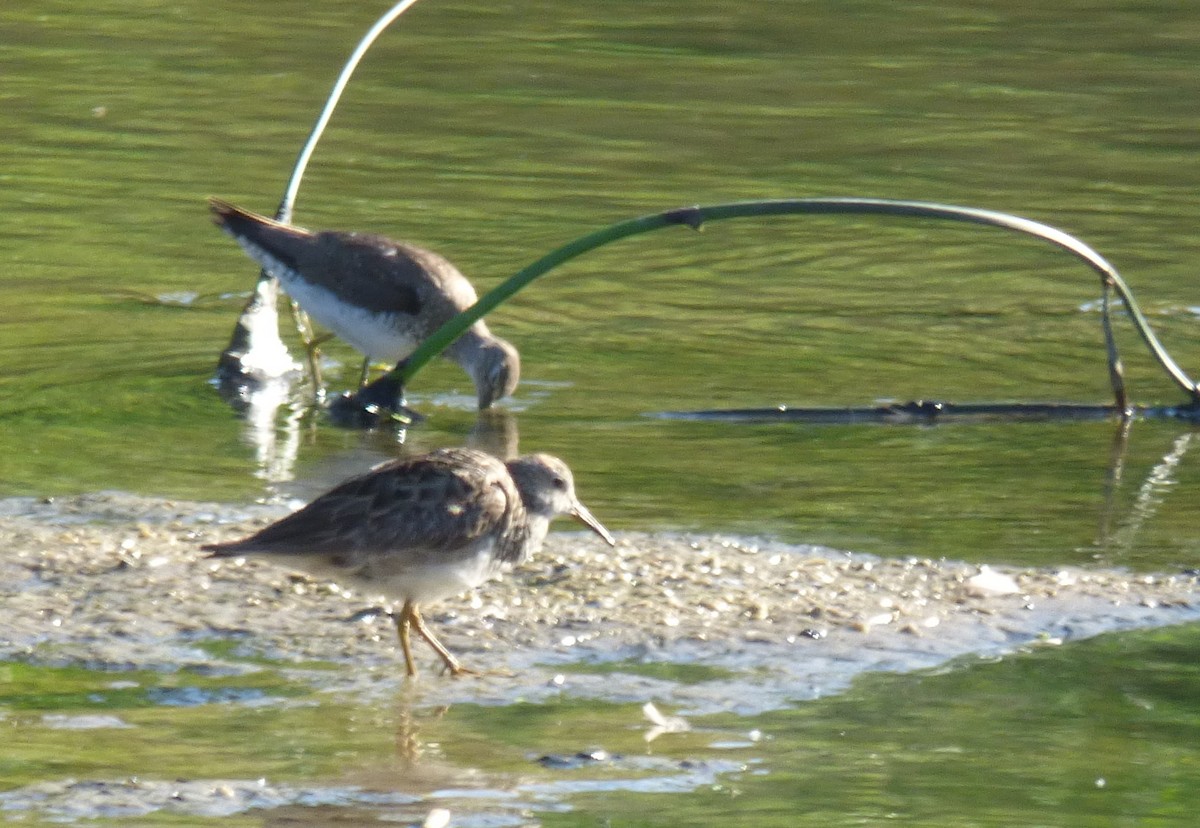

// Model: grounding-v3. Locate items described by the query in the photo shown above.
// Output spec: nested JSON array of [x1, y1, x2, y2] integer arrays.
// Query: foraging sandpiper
[[202, 447, 614, 677], [208, 198, 520, 409]]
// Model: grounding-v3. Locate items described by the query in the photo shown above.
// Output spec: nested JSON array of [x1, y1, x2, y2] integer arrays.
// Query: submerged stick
[[388, 197, 1200, 409], [649, 400, 1200, 423]]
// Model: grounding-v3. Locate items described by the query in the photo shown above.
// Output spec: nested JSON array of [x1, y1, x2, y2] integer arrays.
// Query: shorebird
[[208, 198, 520, 409], [202, 447, 614, 677]]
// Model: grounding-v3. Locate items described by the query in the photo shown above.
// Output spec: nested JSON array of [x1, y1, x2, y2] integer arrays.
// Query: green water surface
[[3, 0, 1200, 824], [3, 1, 1200, 564]]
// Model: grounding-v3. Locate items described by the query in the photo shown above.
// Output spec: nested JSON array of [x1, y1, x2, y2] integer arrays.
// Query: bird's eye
[[552, 476, 568, 491]]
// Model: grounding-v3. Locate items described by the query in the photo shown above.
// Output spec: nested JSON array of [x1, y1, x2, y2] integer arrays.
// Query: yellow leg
[[393, 601, 419, 678], [409, 605, 476, 677], [292, 300, 331, 391]]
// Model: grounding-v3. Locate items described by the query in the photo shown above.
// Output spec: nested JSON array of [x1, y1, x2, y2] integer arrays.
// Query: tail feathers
[[207, 197, 311, 240]]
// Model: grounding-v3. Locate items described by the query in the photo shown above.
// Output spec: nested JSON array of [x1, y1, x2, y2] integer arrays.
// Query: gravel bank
[[2, 492, 1198, 713]]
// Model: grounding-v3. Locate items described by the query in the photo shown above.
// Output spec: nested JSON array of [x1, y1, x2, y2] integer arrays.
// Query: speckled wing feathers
[[204, 449, 529, 569]]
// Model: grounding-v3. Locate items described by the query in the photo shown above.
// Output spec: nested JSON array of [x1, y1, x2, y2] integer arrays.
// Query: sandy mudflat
[[2, 491, 1198, 713]]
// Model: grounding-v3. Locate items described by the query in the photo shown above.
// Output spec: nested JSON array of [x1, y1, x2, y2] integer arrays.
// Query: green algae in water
[[0, 661, 310, 712], [190, 638, 343, 672], [3, 623, 1200, 825], [0, 661, 353, 788]]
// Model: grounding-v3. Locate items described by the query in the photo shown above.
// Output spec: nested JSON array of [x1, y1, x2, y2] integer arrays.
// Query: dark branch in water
[[651, 400, 1200, 424]]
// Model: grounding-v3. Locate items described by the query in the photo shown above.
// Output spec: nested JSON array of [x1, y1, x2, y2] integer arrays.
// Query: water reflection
[[1098, 429, 1194, 563], [242, 378, 307, 488], [467, 409, 520, 460], [230, 383, 523, 497], [213, 274, 303, 393]]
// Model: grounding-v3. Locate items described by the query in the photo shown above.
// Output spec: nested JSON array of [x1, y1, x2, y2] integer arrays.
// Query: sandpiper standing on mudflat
[[208, 198, 520, 409], [202, 447, 614, 677]]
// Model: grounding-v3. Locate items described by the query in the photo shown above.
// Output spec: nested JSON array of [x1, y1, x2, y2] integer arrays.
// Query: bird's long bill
[[571, 501, 616, 547]]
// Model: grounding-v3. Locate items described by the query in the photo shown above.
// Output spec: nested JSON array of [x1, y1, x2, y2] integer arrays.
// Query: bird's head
[[473, 337, 521, 409], [508, 454, 615, 546]]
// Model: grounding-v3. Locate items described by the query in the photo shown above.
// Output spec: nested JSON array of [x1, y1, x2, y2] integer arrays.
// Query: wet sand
[[2, 491, 1198, 714]]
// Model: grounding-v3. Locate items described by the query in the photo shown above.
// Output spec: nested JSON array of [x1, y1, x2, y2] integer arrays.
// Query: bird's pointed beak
[[571, 501, 616, 547], [477, 367, 505, 410], [475, 341, 520, 410], [478, 383, 499, 410]]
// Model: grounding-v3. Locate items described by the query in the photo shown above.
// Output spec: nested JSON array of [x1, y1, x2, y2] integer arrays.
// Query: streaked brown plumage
[[202, 447, 614, 677], [208, 198, 520, 408]]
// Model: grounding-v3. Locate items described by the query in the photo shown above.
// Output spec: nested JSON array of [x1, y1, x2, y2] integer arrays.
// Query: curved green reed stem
[[394, 197, 1199, 406], [275, 0, 425, 223]]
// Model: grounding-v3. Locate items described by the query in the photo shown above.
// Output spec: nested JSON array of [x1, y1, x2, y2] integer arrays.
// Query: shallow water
[[3, 624, 1200, 826], [3, 0, 1200, 824]]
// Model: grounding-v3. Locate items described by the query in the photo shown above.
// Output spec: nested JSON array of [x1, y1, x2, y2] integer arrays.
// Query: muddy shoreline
[[2, 491, 1198, 714]]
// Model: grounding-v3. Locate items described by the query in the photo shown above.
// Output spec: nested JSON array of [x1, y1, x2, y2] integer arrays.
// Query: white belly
[[281, 278, 418, 363], [307, 544, 504, 602]]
